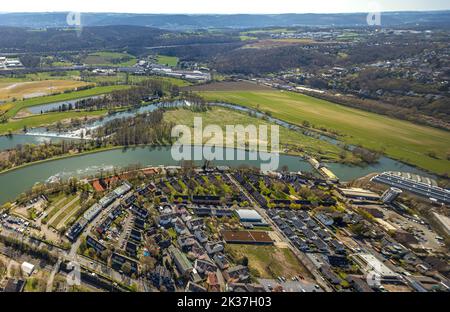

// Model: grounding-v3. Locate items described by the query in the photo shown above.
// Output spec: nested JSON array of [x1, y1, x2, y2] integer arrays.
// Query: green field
[[4, 85, 129, 119], [199, 90, 450, 175], [0, 110, 108, 134], [51, 197, 81, 229], [239, 35, 258, 41], [83, 51, 137, 67], [164, 107, 352, 162], [0, 71, 82, 83], [83, 73, 191, 87], [156, 55, 179, 67], [226, 244, 311, 279]]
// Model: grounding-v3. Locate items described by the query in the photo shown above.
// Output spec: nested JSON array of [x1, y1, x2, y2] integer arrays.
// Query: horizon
[[0, 0, 449, 15], [1, 9, 450, 15]]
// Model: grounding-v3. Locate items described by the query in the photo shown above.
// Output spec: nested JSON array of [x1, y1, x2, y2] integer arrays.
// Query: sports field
[[199, 88, 450, 175], [0, 80, 90, 102]]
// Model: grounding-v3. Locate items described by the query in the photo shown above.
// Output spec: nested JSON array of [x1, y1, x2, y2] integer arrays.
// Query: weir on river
[[0, 100, 435, 204]]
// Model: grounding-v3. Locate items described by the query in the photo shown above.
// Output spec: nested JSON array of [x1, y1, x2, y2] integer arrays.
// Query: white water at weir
[[46, 164, 116, 183], [23, 99, 190, 139], [25, 128, 92, 139]]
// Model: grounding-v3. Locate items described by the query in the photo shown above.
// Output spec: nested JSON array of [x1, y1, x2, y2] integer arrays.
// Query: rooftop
[[235, 209, 263, 221]]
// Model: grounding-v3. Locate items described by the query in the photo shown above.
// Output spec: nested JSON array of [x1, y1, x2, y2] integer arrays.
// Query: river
[[0, 145, 434, 205], [0, 134, 82, 150], [0, 100, 437, 204]]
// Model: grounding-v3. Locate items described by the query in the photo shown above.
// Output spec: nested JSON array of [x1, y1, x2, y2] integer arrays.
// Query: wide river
[[0, 145, 432, 204], [0, 100, 436, 204]]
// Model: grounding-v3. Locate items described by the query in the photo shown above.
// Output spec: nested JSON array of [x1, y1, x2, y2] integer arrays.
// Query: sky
[[1, 0, 449, 14]]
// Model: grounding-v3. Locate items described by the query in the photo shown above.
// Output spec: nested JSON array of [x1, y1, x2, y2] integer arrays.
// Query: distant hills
[[0, 11, 449, 29]]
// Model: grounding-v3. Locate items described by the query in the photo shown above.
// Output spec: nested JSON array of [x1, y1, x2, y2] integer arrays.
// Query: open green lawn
[[43, 193, 78, 224], [4, 85, 129, 119], [0, 71, 82, 83], [83, 51, 137, 67], [0, 110, 107, 134], [226, 244, 311, 279], [156, 55, 179, 67], [51, 198, 81, 229], [199, 90, 450, 175], [164, 107, 352, 162]]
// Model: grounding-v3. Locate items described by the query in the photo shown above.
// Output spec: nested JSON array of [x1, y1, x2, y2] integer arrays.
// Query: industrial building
[[337, 187, 380, 202], [235, 209, 267, 226], [0, 56, 23, 69], [351, 253, 401, 283]]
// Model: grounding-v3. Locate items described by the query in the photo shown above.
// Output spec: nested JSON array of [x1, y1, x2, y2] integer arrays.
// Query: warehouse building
[[372, 172, 450, 204], [235, 209, 267, 226], [337, 187, 380, 202]]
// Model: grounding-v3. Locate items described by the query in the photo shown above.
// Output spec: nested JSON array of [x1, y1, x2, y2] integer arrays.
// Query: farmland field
[[0, 71, 82, 83], [198, 87, 450, 175], [0, 80, 90, 102], [0, 110, 108, 134], [83, 51, 137, 67], [3, 85, 129, 119], [187, 81, 271, 92], [83, 73, 191, 87], [156, 55, 179, 67], [164, 107, 351, 162]]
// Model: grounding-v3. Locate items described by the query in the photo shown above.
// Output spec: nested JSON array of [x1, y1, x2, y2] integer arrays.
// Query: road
[[65, 192, 145, 290]]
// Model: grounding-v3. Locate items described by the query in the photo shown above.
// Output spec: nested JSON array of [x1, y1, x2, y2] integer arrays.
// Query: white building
[[21, 262, 35, 276], [351, 253, 400, 283], [381, 187, 403, 204]]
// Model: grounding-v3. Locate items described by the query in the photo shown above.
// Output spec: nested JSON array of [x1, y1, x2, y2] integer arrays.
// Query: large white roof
[[21, 262, 35, 275], [236, 209, 262, 220]]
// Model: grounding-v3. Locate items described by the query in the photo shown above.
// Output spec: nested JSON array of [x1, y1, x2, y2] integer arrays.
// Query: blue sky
[[1, 0, 449, 14]]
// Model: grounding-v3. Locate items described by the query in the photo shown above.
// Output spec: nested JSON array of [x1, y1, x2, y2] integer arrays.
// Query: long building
[[372, 172, 450, 204]]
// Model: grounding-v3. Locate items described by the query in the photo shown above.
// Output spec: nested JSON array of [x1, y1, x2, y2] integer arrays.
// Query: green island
[[198, 89, 450, 175]]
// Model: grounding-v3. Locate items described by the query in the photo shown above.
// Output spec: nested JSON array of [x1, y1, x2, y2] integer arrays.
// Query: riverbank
[[0, 145, 437, 205], [4, 85, 130, 119], [199, 89, 450, 176], [0, 145, 123, 175], [0, 100, 443, 180]]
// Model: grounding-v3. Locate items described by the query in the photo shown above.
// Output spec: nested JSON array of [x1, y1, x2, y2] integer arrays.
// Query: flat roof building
[[21, 262, 35, 276], [337, 187, 380, 201], [235, 209, 267, 226], [351, 253, 400, 283], [83, 203, 102, 222], [372, 172, 450, 204], [114, 182, 132, 197], [168, 246, 193, 276]]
